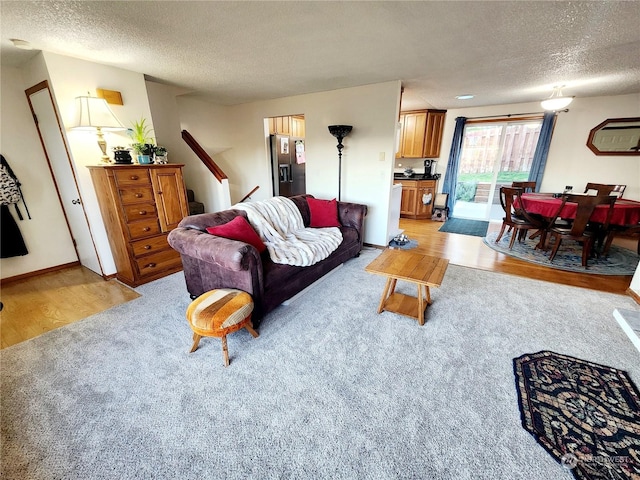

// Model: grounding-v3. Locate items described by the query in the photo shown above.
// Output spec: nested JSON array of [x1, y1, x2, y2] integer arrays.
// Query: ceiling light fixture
[[456, 94, 474, 100], [540, 86, 574, 111], [10, 38, 33, 50]]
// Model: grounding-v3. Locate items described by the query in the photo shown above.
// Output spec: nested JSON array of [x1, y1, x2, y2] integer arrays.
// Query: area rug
[[513, 351, 640, 480], [484, 231, 639, 275], [439, 217, 489, 237]]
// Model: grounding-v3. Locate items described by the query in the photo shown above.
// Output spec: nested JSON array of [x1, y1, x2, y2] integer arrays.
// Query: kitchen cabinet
[[397, 178, 438, 219], [396, 109, 447, 159], [269, 115, 305, 137], [291, 115, 305, 137], [424, 110, 446, 158], [88, 164, 189, 287], [268, 116, 290, 135]]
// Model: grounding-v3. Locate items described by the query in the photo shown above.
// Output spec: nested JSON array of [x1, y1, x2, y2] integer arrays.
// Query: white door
[[27, 83, 103, 275]]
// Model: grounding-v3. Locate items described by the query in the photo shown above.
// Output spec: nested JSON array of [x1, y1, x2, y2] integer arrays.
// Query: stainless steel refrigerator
[[270, 134, 306, 197]]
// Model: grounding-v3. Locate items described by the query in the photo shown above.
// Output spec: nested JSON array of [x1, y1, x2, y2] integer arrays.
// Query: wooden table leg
[[377, 277, 393, 314], [417, 284, 425, 326], [425, 285, 432, 305], [388, 278, 397, 295]]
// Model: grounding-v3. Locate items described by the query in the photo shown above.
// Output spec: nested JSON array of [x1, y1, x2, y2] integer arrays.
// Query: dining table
[[519, 193, 640, 226]]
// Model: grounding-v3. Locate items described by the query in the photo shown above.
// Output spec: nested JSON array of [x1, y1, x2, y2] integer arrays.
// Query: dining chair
[[511, 181, 536, 193], [602, 223, 640, 256], [584, 182, 626, 198], [495, 186, 546, 249], [545, 194, 617, 267]]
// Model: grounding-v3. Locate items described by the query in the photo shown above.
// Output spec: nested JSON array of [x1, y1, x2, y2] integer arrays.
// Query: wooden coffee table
[[365, 249, 449, 325]]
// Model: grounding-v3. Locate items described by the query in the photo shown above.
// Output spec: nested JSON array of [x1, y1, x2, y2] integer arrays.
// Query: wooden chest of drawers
[[88, 164, 189, 287]]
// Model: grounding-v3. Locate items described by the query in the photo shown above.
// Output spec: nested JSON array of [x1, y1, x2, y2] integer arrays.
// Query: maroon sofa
[[167, 195, 368, 323]]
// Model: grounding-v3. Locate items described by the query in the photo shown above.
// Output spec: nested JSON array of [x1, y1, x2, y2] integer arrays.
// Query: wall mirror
[[586, 117, 640, 156]]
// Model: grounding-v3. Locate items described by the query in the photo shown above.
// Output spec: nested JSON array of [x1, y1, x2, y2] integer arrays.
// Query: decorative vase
[[154, 154, 168, 164], [138, 155, 152, 165]]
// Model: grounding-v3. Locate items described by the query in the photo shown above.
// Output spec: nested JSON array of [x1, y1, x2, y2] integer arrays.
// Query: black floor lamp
[[328, 125, 352, 201]]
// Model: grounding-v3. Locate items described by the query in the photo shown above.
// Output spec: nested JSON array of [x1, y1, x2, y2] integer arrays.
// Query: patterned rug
[[484, 231, 639, 275], [513, 351, 640, 480], [439, 218, 489, 237]]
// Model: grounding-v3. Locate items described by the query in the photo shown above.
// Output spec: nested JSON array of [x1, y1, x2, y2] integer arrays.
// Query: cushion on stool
[[189, 289, 254, 334]]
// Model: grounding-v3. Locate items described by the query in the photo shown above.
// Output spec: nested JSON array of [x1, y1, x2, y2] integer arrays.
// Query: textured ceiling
[[2, 1, 640, 110]]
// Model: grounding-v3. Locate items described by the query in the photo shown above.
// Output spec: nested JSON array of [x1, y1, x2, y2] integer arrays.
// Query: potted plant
[[128, 117, 155, 164], [154, 146, 168, 164]]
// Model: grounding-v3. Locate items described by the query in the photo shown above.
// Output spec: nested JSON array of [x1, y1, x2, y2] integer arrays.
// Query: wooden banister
[[240, 185, 260, 203], [181, 130, 228, 182]]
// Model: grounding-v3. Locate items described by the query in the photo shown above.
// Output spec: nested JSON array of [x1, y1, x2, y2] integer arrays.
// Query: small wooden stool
[[185, 289, 258, 366]]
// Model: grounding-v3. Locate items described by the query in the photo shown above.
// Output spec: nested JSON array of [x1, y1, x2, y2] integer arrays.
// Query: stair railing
[[181, 130, 228, 183], [240, 185, 260, 203]]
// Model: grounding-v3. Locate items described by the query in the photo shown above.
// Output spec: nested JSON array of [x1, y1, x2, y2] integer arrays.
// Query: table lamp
[[71, 96, 126, 163]]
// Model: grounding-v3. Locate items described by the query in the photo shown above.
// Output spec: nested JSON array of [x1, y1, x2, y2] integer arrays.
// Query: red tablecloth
[[519, 193, 640, 226]]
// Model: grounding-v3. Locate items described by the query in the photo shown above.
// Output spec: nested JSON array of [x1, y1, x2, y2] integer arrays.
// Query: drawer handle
[[135, 193, 143, 198], [143, 227, 151, 232], [144, 245, 151, 250], [130, 175, 139, 180], [139, 210, 147, 215], [145, 263, 157, 268]]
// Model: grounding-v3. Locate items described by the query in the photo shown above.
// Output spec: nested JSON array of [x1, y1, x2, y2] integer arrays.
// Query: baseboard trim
[[1, 261, 81, 285], [626, 287, 640, 306]]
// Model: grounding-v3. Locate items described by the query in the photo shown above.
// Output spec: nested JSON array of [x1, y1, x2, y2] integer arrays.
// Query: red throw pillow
[[307, 197, 341, 228], [206, 216, 266, 253]]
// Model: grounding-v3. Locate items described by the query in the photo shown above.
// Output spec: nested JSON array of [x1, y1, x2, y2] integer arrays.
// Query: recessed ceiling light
[[10, 38, 33, 50], [455, 94, 474, 100]]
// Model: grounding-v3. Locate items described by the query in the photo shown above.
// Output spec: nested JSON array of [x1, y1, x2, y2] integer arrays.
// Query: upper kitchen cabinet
[[423, 110, 446, 158], [396, 109, 447, 159], [290, 115, 305, 137], [269, 115, 305, 137]]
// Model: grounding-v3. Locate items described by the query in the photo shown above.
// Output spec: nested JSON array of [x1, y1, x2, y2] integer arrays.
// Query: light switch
[[379, 152, 385, 162]]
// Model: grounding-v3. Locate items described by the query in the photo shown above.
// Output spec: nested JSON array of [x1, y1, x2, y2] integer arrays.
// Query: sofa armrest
[[338, 201, 368, 231], [167, 227, 257, 272]]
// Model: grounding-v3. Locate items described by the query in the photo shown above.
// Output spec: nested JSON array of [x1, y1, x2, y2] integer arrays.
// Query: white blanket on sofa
[[233, 196, 342, 267]]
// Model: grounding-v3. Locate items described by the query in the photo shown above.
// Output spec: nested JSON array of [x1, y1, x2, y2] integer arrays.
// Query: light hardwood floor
[[1, 266, 139, 349], [1, 218, 636, 349], [400, 218, 635, 295]]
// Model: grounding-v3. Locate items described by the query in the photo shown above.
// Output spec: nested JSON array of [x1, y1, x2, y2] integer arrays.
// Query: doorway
[[25, 81, 103, 275], [266, 114, 306, 197], [454, 118, 543, 221]]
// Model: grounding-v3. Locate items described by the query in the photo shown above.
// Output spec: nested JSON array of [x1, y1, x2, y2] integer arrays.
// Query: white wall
[[169, 81, 402, 246], [42, 52, 156, 275], [0, 64, 77, 278], [4, 50, 638, 278], [437, 94, 640, 200]]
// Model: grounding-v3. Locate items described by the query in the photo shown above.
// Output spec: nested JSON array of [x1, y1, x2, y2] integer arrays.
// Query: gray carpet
[[2, 248, 639, 480]]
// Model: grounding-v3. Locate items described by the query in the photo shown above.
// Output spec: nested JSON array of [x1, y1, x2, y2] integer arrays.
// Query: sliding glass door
[[454, 119, 543, 221]]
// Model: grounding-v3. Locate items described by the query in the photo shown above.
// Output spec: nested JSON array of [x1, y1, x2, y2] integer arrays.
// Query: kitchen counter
[[393, 173, 441, 180]]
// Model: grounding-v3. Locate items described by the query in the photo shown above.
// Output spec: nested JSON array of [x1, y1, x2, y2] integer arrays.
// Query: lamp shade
[[72, 96, 125, 131], [328, 125, 353, 140]]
